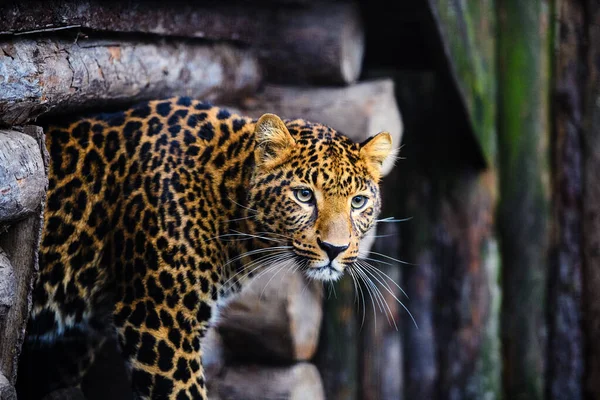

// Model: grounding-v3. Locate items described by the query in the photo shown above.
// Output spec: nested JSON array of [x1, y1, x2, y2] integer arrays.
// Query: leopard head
[[245, 113, 393, 281]]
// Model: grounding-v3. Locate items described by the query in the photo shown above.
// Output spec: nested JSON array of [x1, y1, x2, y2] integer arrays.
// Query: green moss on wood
[[496, 1, 551, 399], [428, 0, 497, 166]]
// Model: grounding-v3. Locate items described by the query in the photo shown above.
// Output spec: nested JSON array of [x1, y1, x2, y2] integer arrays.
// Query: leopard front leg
[[112, 224, 219, 400], [116, 293, 212, 400]]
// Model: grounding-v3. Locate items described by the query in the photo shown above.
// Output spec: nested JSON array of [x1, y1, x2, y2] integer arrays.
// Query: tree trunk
[[548, 1, 585, 399], [0, 127, 47, 387], [582, 0, 600, 397], [208, 363, 325, 400], [234, 79, 403, 176], [496, 1, 551, 399], [0, 0, 364, 85], [0, 37, 260, 126]]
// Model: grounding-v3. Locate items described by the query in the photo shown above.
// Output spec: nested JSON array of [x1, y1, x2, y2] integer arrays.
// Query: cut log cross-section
[[0, 38, 261, 126], [208, 363, 325, 400], [216, 269, 323, 364]]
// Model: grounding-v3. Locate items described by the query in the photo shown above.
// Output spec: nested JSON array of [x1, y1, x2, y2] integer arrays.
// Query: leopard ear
[[254, 113, 295, 167], [359, 132, 393, 178]]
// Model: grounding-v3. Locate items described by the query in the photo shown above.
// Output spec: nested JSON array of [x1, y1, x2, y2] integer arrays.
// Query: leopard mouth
[[298, 258, 344, 282]]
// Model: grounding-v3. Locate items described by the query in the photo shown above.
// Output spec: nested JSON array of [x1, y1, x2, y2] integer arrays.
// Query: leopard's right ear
[[254, 113, 295, 168]]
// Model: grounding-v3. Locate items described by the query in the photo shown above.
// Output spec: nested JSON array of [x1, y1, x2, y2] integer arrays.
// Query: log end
[[0, 372, 16, 400]]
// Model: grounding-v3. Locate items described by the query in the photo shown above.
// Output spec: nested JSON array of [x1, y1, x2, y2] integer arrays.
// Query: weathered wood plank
[[496, 1, 551, 399], [548, 1, 585, 398], [0, 0, 364, 85], [0, 37, 260, 126]]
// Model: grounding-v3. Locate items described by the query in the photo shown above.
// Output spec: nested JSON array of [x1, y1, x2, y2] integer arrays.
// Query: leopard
[[16, 96, 393, 400]]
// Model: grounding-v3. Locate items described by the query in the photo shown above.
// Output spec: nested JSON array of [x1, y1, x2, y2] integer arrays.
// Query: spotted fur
[[18, 97, 393, 399]]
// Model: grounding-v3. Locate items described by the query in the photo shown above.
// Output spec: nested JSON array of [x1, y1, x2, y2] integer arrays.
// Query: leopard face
[[245, 114, 393, 281]]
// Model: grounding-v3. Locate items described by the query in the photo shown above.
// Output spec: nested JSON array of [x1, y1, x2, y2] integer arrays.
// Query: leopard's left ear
[[359, 132, 393, 178], [254, 113, 295, 167]]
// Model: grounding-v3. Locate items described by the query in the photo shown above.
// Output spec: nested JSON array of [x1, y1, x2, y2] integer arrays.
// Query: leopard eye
[[294, 188, 314, 203], [351, 195, 368, 209]]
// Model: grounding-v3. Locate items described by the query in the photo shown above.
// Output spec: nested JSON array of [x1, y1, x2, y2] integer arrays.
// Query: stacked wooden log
[[0, 127, 48, 399], [0, 1, 405, 399]]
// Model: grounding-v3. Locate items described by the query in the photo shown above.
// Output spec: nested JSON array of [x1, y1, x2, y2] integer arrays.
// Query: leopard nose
[[317, 238, 349, 261]]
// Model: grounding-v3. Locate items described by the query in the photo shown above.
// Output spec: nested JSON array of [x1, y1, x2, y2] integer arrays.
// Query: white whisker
[[376, 216, 413, 223], [365, 251, 417, 266], [356, 261, 417, 329]]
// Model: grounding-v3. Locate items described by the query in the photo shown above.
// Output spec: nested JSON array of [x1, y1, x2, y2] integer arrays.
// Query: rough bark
[[0, 130, 47, 225], [497, 1, 551, 399], [208, 363, 324, 400], [0, 372, 16, 400], [0, 127, 47, 385], [0, 37, 261, 126], [583, 0, 600, 397], [217, 269, 323, 363], [548, 1, 585, 399], [0, 0, 364, 85], [234, 79, 403, 176], [0, 251, 16, 338]]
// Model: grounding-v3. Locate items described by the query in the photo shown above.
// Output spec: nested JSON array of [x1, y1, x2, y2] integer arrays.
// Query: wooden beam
[[0, 37, 260, 126]]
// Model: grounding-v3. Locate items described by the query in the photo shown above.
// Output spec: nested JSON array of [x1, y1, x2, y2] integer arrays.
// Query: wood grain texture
[[0, 37, 260, 125], [0, 127, 47, 385], [0, 130, 46, 225], [0, 372, 16, 400], [208, 363, 325, 400], [217, 269, 323, 363], [0, 0, 363, 85]]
